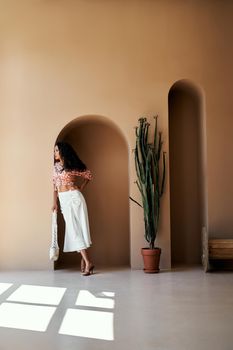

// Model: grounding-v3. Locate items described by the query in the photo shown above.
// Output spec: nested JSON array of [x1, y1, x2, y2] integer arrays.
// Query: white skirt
[[58, 190, 92, 252]]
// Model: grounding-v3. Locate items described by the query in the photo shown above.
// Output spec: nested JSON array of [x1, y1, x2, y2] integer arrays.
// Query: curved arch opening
[[168, 79, 207, 267], [53, 115, 130, 269]]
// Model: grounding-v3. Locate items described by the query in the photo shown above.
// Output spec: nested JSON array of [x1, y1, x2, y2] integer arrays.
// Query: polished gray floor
[[0, 266, 232, 350]]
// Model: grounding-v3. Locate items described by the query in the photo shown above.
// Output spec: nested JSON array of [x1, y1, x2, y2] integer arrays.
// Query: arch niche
[[54, 115, 130, 269], [168, 80, 208, 267]]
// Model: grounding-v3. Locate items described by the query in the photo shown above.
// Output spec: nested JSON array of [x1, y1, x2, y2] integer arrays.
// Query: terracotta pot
[[141, 247, 161, 273]]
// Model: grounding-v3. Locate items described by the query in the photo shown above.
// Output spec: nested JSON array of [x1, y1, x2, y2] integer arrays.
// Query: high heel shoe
[[81, 258, 85, 273], [82, 264, 95, 276]]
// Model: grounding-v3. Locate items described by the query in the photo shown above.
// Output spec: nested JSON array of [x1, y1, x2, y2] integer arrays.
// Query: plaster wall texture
[[0, 0, 233, 269]]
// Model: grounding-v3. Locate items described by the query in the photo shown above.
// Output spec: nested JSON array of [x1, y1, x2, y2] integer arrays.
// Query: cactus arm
[[154, 115, 158, 150], [160, 152, 166, 197], [135, 145, 145, 184], [157, 133, 162, 161], [138, 118, 146, 166]]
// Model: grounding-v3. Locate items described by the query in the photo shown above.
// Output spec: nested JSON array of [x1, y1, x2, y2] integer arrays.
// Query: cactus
[[130, 116, 166, 249]]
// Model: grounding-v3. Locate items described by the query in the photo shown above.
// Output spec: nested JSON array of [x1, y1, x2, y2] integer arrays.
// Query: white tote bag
[[49, 210, 59, 261]]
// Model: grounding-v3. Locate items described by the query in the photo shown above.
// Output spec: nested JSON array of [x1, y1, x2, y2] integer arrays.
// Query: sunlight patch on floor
[[7, 285, 66, 305], [59, 308, 114, 340], [0, 302, 56, 331], [0, 283, 115, 340], [76, 290, 115, 309], [101, 291, 115, 297]]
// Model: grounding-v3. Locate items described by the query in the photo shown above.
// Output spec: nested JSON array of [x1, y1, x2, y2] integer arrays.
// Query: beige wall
[[0, 0, 233, 270]]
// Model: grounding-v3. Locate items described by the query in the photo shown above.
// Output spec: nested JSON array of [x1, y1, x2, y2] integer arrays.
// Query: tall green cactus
[[130, 116, 166, 249]]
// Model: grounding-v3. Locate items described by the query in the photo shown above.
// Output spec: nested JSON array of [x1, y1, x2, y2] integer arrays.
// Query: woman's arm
[[71, 168, 92, 191], [52, 185, 58, 211], [80, 178, 90, 191]]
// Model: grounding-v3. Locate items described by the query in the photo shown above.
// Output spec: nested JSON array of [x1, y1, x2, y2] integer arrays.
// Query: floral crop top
[[53, 161, 93, 190]]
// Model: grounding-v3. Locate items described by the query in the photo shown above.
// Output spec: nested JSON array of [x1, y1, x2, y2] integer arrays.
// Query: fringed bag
[[49, 210, 59, 261]]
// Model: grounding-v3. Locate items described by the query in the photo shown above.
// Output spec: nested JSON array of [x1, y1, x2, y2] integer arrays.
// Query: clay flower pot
[[141, 247, 161, 273]]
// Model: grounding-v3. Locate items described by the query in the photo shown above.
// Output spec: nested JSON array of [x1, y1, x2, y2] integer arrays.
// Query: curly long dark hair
[[55, 141, 87, 171]]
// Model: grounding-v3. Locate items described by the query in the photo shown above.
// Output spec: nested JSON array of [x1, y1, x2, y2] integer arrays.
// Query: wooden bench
[[202, 227, 233, 272]]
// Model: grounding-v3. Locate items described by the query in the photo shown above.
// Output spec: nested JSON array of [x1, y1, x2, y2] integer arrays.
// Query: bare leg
[[80, 249, 94, 275], [77, 251, 85, 272], [80, 257, 85, 273], [80, 249, 92, 269]]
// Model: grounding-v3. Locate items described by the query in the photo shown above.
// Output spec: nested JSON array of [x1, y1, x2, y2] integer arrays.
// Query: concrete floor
[[0, 266, 233, 350]]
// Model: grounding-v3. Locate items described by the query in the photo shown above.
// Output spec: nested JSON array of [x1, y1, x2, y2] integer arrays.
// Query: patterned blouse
[[53, 161, 93, 190]]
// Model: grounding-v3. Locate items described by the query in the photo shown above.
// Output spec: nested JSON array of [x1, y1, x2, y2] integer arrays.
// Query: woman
[[52, 141, 94, 276]]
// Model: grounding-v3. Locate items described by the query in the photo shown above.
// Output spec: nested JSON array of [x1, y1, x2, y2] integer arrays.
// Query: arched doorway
[[168, 80, 207, 267], [54, 115, 130, 269]]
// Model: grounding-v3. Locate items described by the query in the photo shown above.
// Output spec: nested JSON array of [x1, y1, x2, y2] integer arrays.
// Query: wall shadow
[[54, 115, 130, 269], [168, 80, 207, 266]]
